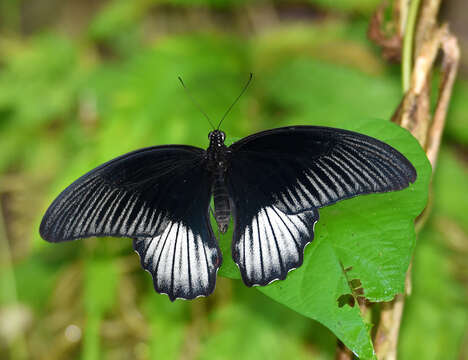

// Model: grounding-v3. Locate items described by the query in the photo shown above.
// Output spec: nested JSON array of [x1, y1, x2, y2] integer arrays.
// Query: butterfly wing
[[227, 126, 417, 287], [40, 145, 221, 300]]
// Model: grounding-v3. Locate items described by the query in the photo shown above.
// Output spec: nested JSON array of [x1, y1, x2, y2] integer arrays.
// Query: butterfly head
[[208, 130, 226, 148]]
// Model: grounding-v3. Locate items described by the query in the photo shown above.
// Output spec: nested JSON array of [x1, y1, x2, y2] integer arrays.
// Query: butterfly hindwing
[[227, 126, 417, 286], [40, 145, 222, 300], [231, 192, 319, 287], [133, 213, 220, 301]]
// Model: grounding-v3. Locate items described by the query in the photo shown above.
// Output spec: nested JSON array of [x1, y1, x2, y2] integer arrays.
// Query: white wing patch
[[134, 221, 220, 301], [233, 204, 318, 287]]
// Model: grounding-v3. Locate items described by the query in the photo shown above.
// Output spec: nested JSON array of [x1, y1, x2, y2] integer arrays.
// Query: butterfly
[[40, 75, 417, 301]]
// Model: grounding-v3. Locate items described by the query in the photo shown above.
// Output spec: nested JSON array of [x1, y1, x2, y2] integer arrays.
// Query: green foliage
[[0, 34, 83, 172], [257, 58, 400, 129], [1, 2, 466, 359], [89, 0, 148, 41], [0, 34, 79, 129]]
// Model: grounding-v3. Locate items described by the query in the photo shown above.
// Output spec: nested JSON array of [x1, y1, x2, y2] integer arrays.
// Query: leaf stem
[[402, 0, 422, 92]]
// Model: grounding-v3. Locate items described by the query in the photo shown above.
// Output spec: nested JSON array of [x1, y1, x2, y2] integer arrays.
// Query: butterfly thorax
[[207, 130, 231, 233]]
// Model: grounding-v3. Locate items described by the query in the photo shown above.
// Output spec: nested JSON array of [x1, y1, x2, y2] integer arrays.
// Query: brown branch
[[396, 25, 445, 145], [374, 294, 405, 360], [393, 22, 460, 168], [373, 263, 412, 360], [414, 0, 442, 56]]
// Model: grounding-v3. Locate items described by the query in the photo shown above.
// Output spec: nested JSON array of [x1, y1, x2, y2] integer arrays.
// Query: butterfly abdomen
[[212, 168, 231, 233]]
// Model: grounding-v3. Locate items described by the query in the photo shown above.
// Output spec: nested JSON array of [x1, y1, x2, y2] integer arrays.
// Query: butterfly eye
[[220, 131, 226, 142], [208, 131, 213, 140]]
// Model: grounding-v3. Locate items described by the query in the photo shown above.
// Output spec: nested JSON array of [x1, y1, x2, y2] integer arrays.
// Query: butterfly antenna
[[217, 73, 253, 130], [178, 76, 216, 130]]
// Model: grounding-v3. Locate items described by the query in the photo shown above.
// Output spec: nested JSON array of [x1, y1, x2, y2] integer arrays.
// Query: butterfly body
[[206, 130, 231, 233], [40, 125, 417, 301]]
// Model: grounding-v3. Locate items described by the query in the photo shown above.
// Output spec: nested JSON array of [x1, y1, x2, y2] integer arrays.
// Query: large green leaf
[[219, 118, 431, 359]]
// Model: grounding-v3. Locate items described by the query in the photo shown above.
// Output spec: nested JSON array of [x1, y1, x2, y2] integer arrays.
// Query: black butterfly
[[40, 77, 417, 301]]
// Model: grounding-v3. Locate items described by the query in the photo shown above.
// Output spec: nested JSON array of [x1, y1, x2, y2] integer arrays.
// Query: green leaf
[[219, 118, 431, 359]]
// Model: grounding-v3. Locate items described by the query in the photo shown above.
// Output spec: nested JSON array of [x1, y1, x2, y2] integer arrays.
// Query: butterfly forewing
[[40, 145, 222, 300], [227, 126, 416, 286]]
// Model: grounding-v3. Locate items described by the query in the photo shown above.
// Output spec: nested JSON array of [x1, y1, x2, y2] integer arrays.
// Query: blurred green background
[[1, 0, 467, 359]]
